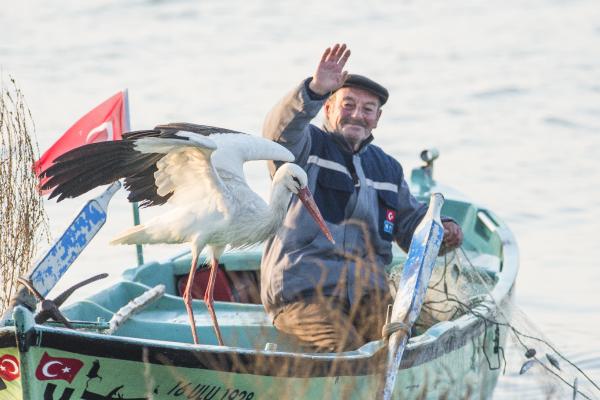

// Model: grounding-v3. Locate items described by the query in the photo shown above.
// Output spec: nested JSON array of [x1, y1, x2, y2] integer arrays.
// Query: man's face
[[324, 87, 382, 150]]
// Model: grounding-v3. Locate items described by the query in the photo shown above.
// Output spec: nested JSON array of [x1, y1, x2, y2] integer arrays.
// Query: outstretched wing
[[155, 123, 295, 183], [128, 124, 245, 206], [40, 123, 240, 206], [40, 129, 164, 204]]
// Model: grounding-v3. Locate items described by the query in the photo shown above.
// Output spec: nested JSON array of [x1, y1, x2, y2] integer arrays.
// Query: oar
[[379, 192, 445, 399], [30, 181, 121, 296]]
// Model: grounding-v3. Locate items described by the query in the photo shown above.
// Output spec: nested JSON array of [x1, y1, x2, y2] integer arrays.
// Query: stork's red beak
[[297, 187, 335, 244]]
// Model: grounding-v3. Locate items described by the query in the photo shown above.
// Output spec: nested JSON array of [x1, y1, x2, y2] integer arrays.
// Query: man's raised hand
[[309, 43, 351, 96]]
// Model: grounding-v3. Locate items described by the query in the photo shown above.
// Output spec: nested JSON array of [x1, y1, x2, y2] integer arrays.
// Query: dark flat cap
[[338, 74, 389, 105]]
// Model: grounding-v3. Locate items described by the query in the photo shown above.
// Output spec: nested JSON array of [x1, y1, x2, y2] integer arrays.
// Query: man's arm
[[262, 80, 323, 171], [394, 178, 428, 252], [263, 44, 351, 173]]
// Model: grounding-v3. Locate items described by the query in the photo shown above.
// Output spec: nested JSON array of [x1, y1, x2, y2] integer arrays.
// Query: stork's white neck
[[267, 180, 294, 230], [232, 163, 306, 248]]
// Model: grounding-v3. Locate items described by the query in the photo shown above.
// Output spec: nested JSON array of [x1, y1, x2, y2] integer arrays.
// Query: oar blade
[[380, 193, 445, 399]]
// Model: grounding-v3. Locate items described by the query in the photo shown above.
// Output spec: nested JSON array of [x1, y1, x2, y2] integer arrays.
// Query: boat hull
[[0, 300, 509, 400]]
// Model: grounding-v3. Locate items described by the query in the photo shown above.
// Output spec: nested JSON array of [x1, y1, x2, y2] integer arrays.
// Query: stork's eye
[[292, 176, 301, 186]]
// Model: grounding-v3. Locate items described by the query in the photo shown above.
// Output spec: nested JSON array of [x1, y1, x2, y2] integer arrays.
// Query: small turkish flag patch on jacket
[[386, 209, 396, 222], [383, 209, 396, 234], [35, 352, 84, 383]]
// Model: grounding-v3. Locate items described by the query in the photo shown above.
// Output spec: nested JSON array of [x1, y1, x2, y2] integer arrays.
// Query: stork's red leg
[[204, 257, 225, 346], [183, 253, 200, 344]]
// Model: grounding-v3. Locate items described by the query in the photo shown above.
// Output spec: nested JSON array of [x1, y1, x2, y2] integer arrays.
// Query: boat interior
[[60, 196, 516, 354]]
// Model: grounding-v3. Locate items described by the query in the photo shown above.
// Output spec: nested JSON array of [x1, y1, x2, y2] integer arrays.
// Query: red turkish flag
[[0, 354, 20, 381], [34, 91, 128, 194], [34, 352, 84, 383]]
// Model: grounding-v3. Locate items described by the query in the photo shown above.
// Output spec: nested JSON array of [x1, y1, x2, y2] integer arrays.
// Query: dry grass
[[0, 77, 49, 314]]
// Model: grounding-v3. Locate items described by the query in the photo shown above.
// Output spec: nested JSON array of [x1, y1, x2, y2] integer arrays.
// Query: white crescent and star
[[41, 360, 62, 378], [0, 357, 19, 375], [85, 121, 114, 143]]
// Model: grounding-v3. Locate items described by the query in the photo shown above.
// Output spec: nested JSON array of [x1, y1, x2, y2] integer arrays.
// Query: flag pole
[[123, 89, 144, 266]]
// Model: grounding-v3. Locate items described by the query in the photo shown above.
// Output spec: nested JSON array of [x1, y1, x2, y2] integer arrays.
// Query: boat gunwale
[[1, 299, 496, 378], [0, 193, 519, 379]]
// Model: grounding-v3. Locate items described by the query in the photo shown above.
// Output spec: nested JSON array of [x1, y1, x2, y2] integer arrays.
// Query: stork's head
[[277, 163, 308, 194], [276, 163, 334, 243]]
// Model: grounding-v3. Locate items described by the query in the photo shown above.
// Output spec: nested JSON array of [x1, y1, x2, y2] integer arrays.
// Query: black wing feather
[[122, 129, 164, 141], [123, 166, 172, 207], [41, 145, 135, 188], [41, 129, 167, 204], [154, 122, 246, 136], [48, 156, 137, 201]]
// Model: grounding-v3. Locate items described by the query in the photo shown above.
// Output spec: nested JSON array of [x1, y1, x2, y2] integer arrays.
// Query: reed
[[0, 77, 49, 314]]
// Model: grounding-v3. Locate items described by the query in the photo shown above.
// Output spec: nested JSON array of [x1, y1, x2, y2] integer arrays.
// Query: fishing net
[[411, 247, 600, 399]]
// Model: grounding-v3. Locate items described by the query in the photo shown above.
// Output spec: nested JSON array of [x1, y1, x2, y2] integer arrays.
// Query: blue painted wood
[[29, 182, 121, 297], [381, 193, 445, 400]]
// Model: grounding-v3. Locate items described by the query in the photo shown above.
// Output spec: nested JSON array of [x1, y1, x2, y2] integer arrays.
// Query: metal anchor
[[17, 273, 108, 328]]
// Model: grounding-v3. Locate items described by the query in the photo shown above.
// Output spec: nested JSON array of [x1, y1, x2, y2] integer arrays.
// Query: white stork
[[40, 122, 334, 346]]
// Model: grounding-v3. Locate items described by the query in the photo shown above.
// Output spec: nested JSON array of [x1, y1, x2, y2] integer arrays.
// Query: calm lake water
[[2, 0, 599, 398]]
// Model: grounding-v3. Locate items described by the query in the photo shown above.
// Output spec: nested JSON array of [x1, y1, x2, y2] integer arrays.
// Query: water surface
[[1, 0, 599, 397]]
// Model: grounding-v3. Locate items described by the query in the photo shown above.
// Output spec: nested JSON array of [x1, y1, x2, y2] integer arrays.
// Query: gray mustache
[[340, 118, 367, 128]]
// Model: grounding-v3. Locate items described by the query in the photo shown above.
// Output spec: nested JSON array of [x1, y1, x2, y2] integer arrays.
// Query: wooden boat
[[0, 152, 518, 399]]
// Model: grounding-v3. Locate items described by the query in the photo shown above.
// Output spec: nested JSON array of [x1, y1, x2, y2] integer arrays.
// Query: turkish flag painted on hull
[[34, 91, 127, 194], [0, 354, 20, 381], [34, 352, 84, 383]]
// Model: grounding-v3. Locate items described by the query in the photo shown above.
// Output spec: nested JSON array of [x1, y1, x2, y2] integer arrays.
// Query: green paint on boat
[[0, 158, 518, 399]]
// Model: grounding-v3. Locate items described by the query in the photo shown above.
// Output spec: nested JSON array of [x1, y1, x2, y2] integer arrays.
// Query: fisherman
[[261, 43, 463, 352]]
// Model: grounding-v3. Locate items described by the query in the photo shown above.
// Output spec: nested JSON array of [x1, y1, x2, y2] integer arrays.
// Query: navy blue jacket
[[261, 79, 427, 321]]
